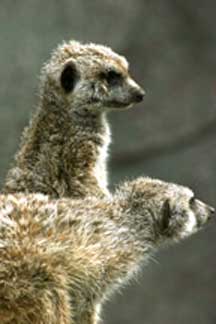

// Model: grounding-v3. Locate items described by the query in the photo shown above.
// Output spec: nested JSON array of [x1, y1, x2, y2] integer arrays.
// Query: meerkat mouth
[[104, 100, 134, 109]]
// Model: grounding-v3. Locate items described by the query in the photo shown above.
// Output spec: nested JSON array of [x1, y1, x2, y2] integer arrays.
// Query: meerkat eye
[[101, 70, 123, 86], [189, 196, 195, 207], [60, 62, 79, 93]]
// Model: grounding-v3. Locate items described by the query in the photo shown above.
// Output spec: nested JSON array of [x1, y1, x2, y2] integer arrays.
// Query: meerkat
[[0, 177, 214, 323], [3, 40, 144, 198]]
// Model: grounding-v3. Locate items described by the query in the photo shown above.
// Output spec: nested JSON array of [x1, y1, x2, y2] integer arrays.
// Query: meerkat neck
[[3, 97, 111, 198]]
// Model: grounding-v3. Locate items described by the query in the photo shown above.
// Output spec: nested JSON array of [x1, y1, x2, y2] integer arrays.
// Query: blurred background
[[0, 1, 216, 323]]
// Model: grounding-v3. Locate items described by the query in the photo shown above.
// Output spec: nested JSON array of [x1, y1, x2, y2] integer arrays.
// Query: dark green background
[[0, 1, 215, 323]]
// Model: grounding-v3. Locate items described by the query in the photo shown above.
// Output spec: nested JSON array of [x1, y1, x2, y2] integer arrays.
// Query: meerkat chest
[[93, 124, 111, 196]]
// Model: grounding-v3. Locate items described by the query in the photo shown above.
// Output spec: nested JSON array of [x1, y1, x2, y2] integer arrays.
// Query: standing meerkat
[[3, 41, 144, 198], [0, 177, 214, 323]]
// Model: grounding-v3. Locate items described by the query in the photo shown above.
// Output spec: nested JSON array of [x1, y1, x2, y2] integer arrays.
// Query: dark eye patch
[[100, 69, 123, 86], [60, 62, 79, 93], [189, 196, 195, 207]]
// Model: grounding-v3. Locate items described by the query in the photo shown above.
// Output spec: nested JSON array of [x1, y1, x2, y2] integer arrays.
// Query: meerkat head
[[120, 177, 215, 245], [40, 40, 145, 113]]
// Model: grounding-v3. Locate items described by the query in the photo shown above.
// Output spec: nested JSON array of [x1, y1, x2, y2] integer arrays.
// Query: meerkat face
[[158, 185, 215, 242], [125, 178, 215, 244], [42, 41, 145, 113]]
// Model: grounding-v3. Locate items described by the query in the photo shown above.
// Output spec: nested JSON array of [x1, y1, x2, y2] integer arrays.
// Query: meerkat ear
[[161, 199, 171, 232], [60, 61, 79, 93]]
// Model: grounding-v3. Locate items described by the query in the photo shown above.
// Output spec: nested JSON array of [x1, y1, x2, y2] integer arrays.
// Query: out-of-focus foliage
[[0, 1, 215, 323]]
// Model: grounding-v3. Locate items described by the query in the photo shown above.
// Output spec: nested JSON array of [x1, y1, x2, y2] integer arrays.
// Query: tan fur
[[3, 41, 144, 198], [0, 177, 213, 323]]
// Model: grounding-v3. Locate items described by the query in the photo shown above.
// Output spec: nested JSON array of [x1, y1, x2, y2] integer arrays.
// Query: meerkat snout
[[209, 205, 215, 215], [123, 77, 145, 105], [192, 198, 215, 227], [206, 204, 215, 221], [130, 86, 145, 103]]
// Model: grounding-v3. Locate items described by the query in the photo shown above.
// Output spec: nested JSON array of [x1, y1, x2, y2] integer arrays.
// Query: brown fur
[[0, 177, 213, 323], [3, 41, 144, 198]]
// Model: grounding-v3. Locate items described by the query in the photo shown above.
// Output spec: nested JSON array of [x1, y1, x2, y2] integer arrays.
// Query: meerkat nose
[[132, 88, 145, 103]]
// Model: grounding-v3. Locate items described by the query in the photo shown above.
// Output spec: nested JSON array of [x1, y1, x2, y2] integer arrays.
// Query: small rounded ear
[[60, 61, 79, 93], [161, 199, 171, 232]]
